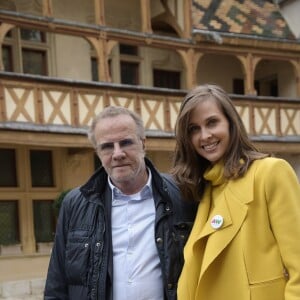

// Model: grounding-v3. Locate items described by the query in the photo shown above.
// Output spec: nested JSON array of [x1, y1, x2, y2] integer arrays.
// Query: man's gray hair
[[88, 106, 145, 147]]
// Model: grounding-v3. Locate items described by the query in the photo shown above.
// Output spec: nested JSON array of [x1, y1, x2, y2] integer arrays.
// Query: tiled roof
[[192, 0, 296, 40]]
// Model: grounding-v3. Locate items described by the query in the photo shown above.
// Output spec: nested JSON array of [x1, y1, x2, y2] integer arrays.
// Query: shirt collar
[[108, 168, 152, 201]]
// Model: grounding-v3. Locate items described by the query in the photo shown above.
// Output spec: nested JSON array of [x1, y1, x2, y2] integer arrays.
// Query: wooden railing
[[0, 73, 300, 142]]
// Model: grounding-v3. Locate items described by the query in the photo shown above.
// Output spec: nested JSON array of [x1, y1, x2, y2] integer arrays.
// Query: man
[[44, 106, 197, 300]]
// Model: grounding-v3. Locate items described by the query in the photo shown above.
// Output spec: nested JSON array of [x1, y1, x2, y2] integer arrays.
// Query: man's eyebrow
[[120, 138, 134, 143], [97, 138, 135, 147], [98, 142, 114, 148]]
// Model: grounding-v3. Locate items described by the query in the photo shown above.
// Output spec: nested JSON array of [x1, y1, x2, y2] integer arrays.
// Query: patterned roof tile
[[192, 0, 296, 40]]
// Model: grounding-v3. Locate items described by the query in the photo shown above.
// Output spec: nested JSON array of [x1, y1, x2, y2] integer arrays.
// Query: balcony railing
[[0, 72, 300, 142]]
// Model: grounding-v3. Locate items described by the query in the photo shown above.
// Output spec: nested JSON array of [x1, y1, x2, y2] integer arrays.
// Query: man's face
[[94, 114, 146, 193]]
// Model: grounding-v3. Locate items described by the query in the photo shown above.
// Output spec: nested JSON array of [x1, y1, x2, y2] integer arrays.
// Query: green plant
[[53, 189, 71, 217]]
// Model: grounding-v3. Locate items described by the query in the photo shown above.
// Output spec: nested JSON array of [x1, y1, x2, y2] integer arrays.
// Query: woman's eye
[[188, 125, 199, 133], [207, 119, 218, 127]]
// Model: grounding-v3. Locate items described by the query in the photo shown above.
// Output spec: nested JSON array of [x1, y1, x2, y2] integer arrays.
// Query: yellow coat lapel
[[193, 168, 256, 280]]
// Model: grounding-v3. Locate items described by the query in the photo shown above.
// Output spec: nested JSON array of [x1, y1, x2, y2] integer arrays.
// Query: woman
[[172, 84, 300, 300]]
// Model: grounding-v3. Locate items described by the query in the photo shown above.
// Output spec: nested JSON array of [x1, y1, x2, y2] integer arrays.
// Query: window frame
[[153, 68, 181, 89], [119, 43, 140, 85], [0, 146, 62, 255], [2, 44, 14, 72], [2, 27, 51, 75]]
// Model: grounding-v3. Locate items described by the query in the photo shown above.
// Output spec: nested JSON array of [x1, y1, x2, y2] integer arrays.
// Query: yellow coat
[[178, 157, 300, 300]]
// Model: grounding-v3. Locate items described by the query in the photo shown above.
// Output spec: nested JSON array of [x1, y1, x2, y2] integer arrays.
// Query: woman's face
[[188, 98, 230, 164]]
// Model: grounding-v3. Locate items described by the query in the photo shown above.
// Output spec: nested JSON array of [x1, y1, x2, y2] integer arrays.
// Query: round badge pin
[[210, 214, 224, 229]]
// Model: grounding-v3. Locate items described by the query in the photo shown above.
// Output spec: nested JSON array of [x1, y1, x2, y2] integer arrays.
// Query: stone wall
[[0, 278, 44, 300]]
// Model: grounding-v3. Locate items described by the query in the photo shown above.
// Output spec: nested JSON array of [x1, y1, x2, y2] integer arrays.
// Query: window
[[20, 29, 45, 43], [33, 200, 55, 242], [121, 61, 139, 85], [153, 69, 181, 89], [2, 28, 49, 75], [269, 79, 278, 97], [254, 80, 260, 95], [30, 150, 54, 187], [256, 75, 278, 96], [2, 45, 13, 72], [119, 44, 140, 85], [91, 57, 99, 81], [120, 44, 138, 55], [233, 78, 244, 95], [22, 48, 47, 75], [0, 148, 17, 187], [233, 78, 260, 95], [0, 147, 60, 254], [0, 201, 19, 245]]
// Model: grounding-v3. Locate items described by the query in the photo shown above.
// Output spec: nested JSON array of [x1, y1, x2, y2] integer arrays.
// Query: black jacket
[[44, 158, 197, 300]]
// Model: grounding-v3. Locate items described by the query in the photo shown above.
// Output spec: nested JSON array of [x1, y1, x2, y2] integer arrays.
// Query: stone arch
[[196, 53, 244, 94], [254, 59, 297, 97]]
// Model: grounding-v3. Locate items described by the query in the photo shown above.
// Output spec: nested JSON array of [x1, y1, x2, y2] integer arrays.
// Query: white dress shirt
[[109, 170, 164, 300]]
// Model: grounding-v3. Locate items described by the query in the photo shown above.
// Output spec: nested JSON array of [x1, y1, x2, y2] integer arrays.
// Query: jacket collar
[[79, 157, 167, 202]]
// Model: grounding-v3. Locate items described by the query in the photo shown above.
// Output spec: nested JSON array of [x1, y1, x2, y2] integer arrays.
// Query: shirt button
[[156, 237, 163, 244], [168, 283, 173, 289]]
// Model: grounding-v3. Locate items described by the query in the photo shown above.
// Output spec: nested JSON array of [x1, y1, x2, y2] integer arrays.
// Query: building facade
[[0, 0, 300, 298]]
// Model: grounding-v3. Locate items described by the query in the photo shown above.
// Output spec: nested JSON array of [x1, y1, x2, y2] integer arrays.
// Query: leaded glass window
[[33, 200, 55, 242], [0, 149, 17, 187], [30, 150, 54, 187], [0, 201, 19, 245]]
